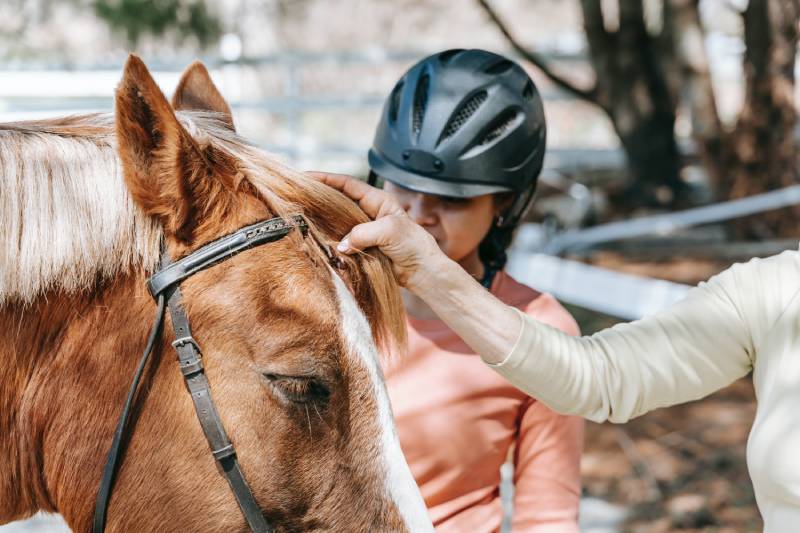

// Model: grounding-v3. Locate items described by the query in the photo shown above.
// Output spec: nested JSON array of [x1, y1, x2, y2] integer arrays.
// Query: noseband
[[93, 215, 308, 533]]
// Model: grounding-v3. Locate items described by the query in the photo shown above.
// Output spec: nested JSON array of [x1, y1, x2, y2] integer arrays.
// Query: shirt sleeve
[[487, 254, 798, 423], [512, 399, 583, 532]]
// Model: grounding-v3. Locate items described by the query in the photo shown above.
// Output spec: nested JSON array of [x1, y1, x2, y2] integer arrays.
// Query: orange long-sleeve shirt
[[385, 271, 584, 532]]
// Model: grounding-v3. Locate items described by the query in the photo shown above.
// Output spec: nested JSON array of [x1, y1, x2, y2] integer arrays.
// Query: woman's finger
[[306, 171, 354, 192], [306, 171, 404, 219], [307, 171, 446, 289], [336, 213, 443, 288], [337, 215, 405, 253]]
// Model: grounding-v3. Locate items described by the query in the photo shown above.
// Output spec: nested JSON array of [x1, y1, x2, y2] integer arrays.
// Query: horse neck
[[0, 273, 153, 524]]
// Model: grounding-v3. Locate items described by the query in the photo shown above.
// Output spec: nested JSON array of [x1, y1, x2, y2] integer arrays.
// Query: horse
[[0, 55, 433, 532]]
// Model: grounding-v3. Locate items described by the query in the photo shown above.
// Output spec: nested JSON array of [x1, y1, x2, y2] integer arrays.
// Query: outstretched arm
[[311, 172, 765, 422]]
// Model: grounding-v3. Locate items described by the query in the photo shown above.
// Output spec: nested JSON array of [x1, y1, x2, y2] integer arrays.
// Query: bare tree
[[478, 0, 800, 236], [724, 0, 800, 236], [478, 0, 686, 207]]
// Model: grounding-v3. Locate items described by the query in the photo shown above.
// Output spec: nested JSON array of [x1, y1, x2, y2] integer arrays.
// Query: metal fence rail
[[507, 252, 691, 321], [0, 49, 603, 165], [510, 185, 800, 320], [541, 185, 800, 255]]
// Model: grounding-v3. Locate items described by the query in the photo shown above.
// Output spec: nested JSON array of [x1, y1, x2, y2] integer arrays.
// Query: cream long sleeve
[[487, 250, 800, 531]]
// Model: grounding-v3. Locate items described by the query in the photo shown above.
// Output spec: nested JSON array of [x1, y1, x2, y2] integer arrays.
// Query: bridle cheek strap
[[93, 215, 307, 533], [166, 284, 272, 533]]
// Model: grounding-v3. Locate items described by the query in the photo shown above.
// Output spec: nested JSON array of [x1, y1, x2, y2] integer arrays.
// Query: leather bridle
[[93, 215, 308, 533]]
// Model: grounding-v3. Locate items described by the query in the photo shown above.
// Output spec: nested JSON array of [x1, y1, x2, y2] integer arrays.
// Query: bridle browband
[[93, 215, 308, 533]]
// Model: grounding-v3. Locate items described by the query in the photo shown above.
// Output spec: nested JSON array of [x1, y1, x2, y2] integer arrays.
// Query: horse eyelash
[[304, 405, 313, 438], [264, 374, 331, 406]]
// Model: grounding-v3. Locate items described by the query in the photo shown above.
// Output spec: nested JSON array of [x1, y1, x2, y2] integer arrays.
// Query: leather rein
[[93, 215, 308, 533]]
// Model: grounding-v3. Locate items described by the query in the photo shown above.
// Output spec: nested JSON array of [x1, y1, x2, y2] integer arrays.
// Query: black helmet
[[368, 48, 546, 227]]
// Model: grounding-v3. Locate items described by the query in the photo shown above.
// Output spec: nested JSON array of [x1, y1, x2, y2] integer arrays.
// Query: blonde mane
[[0, 112, 404, 347], [0, 114, 161, 305]]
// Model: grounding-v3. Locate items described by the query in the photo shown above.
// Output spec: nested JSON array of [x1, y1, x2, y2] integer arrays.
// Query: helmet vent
[[388, 81, 404, 123], [412, 74, 430, 137], [484, 59, 514, 75], [437, 90, 488, 145], [523, 80, 535, 100], [480, 109, 519, 145], [439, 49, 465, 64]]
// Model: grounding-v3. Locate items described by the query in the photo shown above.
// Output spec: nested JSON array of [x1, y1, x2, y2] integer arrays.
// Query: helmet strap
[[367, 170, 379, 187], [496, 187, 536, 229]]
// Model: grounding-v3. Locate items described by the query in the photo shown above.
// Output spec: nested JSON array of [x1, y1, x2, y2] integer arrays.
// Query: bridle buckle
[[172, 335, 201, 352], [212, 444, 236, 462], [172, 336, 205, 378]]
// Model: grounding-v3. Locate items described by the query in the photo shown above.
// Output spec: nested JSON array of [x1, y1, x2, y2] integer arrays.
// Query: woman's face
[[384, 181, 497, 263]]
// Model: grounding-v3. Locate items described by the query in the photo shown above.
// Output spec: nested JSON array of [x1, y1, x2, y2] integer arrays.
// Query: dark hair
[[478, 192, 518, 288], [478, 224, 516, 287]]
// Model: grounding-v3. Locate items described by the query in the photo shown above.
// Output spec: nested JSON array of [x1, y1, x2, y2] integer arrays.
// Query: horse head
[[111, 56, 431, 532], [0, 56, 431, 532]]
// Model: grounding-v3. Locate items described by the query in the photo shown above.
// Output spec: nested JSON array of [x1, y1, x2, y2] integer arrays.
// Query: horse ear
[[172, 61, 235, 131], [116, 54, 210, 242]]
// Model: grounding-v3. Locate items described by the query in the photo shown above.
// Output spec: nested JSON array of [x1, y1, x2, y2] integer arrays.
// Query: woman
[[315, 153, 800, 529], [365, 49, 583, 532]]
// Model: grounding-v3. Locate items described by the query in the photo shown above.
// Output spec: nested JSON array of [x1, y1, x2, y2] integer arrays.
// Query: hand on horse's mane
[[306, 171, 449, 292]]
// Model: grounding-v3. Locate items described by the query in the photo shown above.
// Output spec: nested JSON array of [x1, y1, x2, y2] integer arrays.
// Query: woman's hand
[[309, 171, 521, 364], [307, 172, 448, 291]]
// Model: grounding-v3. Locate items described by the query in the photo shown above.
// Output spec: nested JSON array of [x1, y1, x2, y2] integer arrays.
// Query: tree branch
[[475, 0, 599, 104]]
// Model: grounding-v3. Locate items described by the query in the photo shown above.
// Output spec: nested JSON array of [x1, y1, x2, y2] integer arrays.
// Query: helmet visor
[[368, 149, 512, 198]]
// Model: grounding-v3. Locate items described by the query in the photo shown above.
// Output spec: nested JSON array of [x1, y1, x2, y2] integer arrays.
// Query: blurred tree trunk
[[668, 0, 724, 186], [723, 0, 800, 237], [478, 0, 688, 207], [479, 0, 800, 230], [579, 0, 687, 206]]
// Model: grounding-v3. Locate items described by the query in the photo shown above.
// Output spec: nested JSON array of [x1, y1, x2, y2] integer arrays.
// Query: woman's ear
[[172, 61, 235, 131], [493, 192, 516, 215], [115, 54, 213, 242]]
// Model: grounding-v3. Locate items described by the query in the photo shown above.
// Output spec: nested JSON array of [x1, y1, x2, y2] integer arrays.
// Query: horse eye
[[263, 374, 330, 404]]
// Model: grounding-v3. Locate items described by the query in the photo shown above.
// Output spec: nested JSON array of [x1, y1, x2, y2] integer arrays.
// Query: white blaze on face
[[331, 274, 434, 532]]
